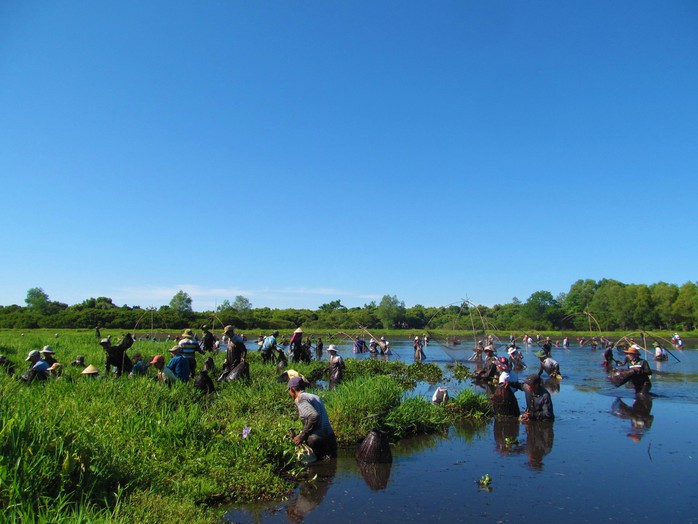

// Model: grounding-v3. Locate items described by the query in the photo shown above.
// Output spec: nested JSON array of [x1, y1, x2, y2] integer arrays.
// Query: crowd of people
[[6, 327, 686, 463], [468, 331, 673, 424]]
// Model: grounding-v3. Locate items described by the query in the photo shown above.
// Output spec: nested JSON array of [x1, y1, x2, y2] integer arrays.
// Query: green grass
[[0, 329, 491, 523]]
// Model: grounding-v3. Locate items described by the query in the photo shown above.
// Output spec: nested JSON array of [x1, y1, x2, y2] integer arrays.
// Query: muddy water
[[226, 341, 698, 523]]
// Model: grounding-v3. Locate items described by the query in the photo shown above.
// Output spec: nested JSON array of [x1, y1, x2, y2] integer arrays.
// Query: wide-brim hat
[[327, 345, 338, 352], [181, 329, 194, 338], [81, 364, 100, 375], [99, 338, 111, 346], [507, 347, 518, 356], [26, 350, 40, 361], [168, 345, 180, 353], [41, 346, 55, 354], [223, 325, 234, 334], [294, 327, 303, 334], [623, 345, 641, 355], [535, 350, 547, 358]]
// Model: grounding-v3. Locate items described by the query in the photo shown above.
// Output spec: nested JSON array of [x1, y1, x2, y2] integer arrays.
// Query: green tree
[[25, 287, 49, 312], [520, 291, 558, 329], [376, 295, 405, 329], [590, 279, 627, 330], [170, 290, 193, 314], [217, 299, 232, 312], [650, 282, 679, 329], [232, 296, 252, 311], [318, 300, 346, 312], [628, 284, 653, 328], [673, 282, 698, 330], [563, 279, 598, 315]]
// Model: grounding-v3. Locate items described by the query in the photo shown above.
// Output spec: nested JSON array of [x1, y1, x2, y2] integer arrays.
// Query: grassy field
[[0, 330, 490, 523]]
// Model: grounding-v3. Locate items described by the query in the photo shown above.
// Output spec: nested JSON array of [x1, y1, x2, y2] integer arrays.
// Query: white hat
[[327, 345, 338, 352], [507, 347, 518, 356], [26, 350, 40, 361], [41, 345, 55, 354]]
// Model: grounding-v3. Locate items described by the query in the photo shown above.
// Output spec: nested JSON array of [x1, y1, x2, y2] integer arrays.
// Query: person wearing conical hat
[[618, 344, 652, 394]]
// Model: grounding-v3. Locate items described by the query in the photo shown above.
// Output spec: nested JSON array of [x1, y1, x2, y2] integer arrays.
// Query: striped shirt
[[296, 392, 334, 441]]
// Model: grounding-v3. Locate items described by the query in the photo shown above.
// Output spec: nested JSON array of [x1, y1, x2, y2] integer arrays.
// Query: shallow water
[[226, 340, 698, 523]]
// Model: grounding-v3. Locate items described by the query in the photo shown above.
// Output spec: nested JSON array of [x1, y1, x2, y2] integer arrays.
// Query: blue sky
[[1, 1, 696, 311]]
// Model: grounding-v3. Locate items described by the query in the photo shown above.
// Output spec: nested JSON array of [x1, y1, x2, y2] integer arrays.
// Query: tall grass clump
[[447, 388, 492, 420], [325, 375, 403, 444], [383, 396, 450, 438]]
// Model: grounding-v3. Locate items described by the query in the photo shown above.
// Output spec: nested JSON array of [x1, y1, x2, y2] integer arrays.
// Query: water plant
[[478, 473, 493, 491]]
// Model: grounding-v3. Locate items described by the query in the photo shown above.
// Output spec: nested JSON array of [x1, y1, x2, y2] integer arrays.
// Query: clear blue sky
[[1, 1, 696, 311]]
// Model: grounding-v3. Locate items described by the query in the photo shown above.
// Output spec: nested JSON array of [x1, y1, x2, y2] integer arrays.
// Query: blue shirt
[[261, 335, 277, 351], [167, 355, 190, 381], [32, 360, 50, 373]]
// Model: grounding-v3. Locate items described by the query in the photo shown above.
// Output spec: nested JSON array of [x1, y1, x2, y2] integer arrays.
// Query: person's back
[[296, 391, 335, 441], [130, 359, 148, 376], [178, 337, 202, 373], [202, 330, 216, 352], [167, 354, 191, 381], [541, 357, 559, 376]]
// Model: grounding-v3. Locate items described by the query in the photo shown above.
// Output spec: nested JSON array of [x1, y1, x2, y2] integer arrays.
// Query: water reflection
[[543, 378, 560, 394], [493, 418, 524, 456], [285, 459, 337, 523], [357, 461, 392, 490], [611, 395, 654, 442], [524, 421, 555, 470]]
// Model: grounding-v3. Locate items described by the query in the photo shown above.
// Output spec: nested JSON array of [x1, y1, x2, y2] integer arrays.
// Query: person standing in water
[[520, 374, 555, 422], [618, 345, 652, 394]]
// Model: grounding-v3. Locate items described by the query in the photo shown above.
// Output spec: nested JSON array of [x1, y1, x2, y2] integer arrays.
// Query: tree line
[[3, 279, 697, 332]]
